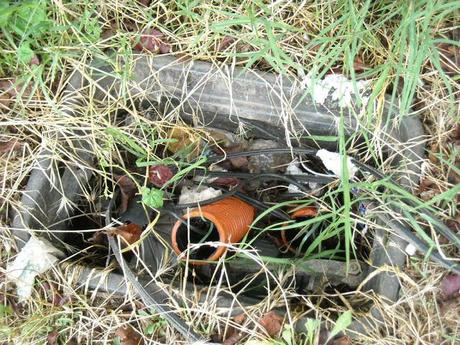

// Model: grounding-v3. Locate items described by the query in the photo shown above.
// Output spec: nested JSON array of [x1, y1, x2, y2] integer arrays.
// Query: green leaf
[[0, 3, 13, 27], [0, 303, 12, 318], [112, 336, 122, 345], [14, 3, 48, 36], [304, 318, 320, 344], [327, 310, 352, 342], [145, 323, 156, 335], [281, 324, 294, 345], [141, 187, 164, 209], [17, 41, 34, 64], [0, 325, 12, 339]]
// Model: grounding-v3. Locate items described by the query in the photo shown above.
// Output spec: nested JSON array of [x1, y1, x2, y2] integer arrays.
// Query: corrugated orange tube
[[171, 197, 255, 265], [281, 206, 318, 254]]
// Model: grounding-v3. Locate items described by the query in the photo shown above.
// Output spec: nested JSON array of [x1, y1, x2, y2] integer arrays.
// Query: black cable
[[232, 191, 291, 221], [162, 208, 212, 235], [352, 158, 460, 251], [206, 147, 318, 163], [105, 191, 207, 342], [198, 170, 335, 184], [205, 147, 460, 256], [364, 202, 460, 274]]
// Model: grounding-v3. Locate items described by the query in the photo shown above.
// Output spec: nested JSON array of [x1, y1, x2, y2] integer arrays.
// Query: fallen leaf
[[42, 282, 66, 306], [0, 80, 16, 108], [440, 274, 460, 299], [166, 127, 201, 159], [223, 333, 242, 345], [30, 55, 40, 66], [330, 335, 352, 345], [212, 177, 240, 187], [222, 313, 246, 345], [229, 156, 248, 169], [0, 79, 33, 109], [259, 311, 284, 338], [107, 223, 142, 246], [0, 139, 22, 154], [137, 0, 151, 5], [115, 175, 138, 213], [446, 214, 460, 236], [218, 36, 235, 52], [133, 28, 170, 54], [148, 165, 173, 187], [47, 330, 59, 345], [115, 325, 143, 345]]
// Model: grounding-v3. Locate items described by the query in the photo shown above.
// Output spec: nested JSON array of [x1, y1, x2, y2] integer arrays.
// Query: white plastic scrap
[[405, 243, 417, 256], [286, 161, 304, 193], [178, 185, 222, 205], [6, 236, 64, 301], [301, 73, 370, 108], [316, 149, 358, 179]]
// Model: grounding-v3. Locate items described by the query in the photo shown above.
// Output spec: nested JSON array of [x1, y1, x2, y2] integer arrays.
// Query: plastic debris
[[316, 149, 358, 179], [286, 160, 305, 193], [301, 73, 369, 108], [6, 236, 64, 301], [178, 185, 222, 205], [405, 243, 417, 256]]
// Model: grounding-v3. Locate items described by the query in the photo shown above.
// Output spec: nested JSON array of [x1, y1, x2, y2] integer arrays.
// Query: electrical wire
[[205, 147, 460, 266], [106, 191, 207, 343], [200, 170, 335, 184]]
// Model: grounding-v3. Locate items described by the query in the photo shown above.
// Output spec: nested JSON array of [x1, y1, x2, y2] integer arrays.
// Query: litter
[[178, 185, 223, 205], [316, 149, 358, 179], [6, 236, 64, 301]]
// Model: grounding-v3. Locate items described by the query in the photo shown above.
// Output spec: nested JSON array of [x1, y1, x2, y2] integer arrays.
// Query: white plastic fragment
[[301, 73, 370, 108], [405, 243, 417, 256], [286, 161, 304, 193], [178, 185, 222, 205], [316, 149, 358, 179], [6, 236, 64, 301]]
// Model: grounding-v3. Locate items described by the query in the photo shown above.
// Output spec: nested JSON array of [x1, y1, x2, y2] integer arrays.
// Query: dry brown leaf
[[137, 0, 151, 6], [133, 28, 170, 54], [107, 223, 142, 246], [47, 330, 59, 345], [218, 36, 235, 52], [222, 313, 246, 345], [259, 311, 284, 338], [330, 335, 352, 345], [0, 139, 23, 155], [115, 174, 138, 213], [115, 325, 143, 345], [440, 274, 460, 300], [0, 80, 16, 109], [148, 165, 173, 187]]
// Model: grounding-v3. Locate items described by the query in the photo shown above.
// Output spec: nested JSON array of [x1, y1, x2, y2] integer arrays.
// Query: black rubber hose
[[106, 192, 207, 342]]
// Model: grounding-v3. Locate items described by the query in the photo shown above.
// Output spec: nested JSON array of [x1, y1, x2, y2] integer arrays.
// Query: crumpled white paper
[[316, 149, 358, 179], [6, 236, 64, 301], [178, 185, 222, 205]]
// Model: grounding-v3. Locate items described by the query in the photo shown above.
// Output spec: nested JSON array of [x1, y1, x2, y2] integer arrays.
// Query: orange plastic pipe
[[171, 197, 255, 264], [281, 206, 318, 253]]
